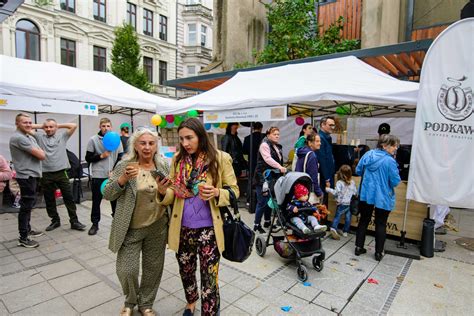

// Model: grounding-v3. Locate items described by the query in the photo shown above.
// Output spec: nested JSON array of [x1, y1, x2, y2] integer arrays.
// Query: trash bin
[[420, 218, 435, 257]]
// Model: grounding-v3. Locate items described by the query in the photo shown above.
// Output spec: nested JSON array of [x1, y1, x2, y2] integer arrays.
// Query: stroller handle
[[263, 169, 280, 180]]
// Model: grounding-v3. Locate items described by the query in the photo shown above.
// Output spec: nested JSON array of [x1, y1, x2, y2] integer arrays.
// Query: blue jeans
[[254, 185, 271, 226], [331, 204, 351, 233]]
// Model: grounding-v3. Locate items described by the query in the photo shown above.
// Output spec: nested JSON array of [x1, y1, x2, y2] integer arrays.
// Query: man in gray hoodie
[[85, 118, 123, 235]]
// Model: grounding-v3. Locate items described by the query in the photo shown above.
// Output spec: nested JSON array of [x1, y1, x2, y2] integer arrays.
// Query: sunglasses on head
[[135, 126, 157, 132]]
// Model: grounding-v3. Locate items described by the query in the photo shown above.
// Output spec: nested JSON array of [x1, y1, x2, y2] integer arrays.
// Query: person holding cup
[[103, 127, 170, 316], [157, 118, 239, 316]]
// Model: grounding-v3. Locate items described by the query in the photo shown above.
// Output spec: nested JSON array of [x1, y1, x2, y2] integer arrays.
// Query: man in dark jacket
[[243, 122, 264, 213], [315, 116, 336, 206]]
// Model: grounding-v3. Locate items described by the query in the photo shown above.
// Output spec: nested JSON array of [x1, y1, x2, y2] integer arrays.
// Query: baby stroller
[[255, 170, 325, 282]]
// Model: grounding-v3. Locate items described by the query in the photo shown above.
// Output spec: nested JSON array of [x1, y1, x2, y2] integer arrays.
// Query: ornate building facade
[[0, 0, 177, 97]]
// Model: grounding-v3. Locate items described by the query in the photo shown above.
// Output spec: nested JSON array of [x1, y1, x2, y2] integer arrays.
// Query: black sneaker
[[355, 247, 367, 256], [28, 230, 44, 238], [71, 222, 86, 231], [263, 221, 271, 228], [18, 238, 39, 248], [253, 225, 265, 234], [45, 221, 61, 231]]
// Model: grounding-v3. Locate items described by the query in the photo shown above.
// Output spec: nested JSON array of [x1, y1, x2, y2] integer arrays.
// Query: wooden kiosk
[[327, 177, 427, 241]]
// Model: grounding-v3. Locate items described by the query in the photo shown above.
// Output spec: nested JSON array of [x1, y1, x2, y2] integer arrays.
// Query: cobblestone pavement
[[0, 201, 472, 315]]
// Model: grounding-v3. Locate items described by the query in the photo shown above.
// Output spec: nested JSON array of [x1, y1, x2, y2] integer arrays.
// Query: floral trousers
[[177, 226, 220, 316]]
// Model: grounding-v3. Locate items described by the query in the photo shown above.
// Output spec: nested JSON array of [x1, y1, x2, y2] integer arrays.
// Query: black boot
[[253, 224, 265, 234]]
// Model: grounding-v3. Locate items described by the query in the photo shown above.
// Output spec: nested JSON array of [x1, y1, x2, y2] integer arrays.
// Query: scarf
[[173, 152, 208, 199]]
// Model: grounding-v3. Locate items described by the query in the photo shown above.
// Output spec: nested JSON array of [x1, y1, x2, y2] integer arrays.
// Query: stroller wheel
[[255, 236, 266, 257], [296, 264, 308, 282], [312, 256, 324, 272]]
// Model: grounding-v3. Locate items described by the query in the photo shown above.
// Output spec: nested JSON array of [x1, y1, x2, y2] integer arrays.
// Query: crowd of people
[[0, 113, 416, 315]]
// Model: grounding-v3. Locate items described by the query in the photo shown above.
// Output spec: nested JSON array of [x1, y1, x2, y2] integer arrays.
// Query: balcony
[[183, 4, 212, 19], [181, 45, 212, 61]]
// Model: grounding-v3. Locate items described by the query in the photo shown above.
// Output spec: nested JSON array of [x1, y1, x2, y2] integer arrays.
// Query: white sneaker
[[343, 232, 348, 237], [330, 228, 340, 240], [314, 225, 327, 232], [302, 227, 312, 234]]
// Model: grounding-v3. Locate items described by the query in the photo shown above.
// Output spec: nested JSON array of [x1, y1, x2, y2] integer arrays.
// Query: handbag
[[303, 151, 319, 205], [350, 167, 365, 216], [220, 186, 255, 262]]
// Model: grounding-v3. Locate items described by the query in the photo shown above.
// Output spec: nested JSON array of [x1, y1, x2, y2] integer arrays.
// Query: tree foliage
[[111, 24, 152, 92], [238, 0, 360, 67]]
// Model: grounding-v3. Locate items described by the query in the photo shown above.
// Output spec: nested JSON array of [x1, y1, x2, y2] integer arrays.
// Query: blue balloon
[[204, 123, 212, 130], [103, 131, 121, 151], [100, 179, 108, 195]]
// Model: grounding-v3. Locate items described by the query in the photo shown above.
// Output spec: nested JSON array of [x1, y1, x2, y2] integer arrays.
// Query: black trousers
[[355, 200, 390, 254], [17, 177, 38, 239], [91, 178, 116, 225], [41, 170, 78, 224]]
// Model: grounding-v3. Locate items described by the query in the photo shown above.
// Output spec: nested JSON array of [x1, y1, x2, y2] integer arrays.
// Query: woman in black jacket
[[221, 122, 247, 177]]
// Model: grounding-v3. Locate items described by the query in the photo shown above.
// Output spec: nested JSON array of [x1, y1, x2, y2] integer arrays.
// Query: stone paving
[[0, 201, 472, 315]]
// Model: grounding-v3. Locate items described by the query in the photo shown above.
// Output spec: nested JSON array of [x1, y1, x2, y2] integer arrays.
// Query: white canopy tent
[[158, 56, 419, 117], [0, 55, 174, 115], [0, 55, 175, 160]]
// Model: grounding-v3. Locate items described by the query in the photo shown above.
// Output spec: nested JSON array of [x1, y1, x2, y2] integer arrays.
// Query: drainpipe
[[405, 0, 414, 41]]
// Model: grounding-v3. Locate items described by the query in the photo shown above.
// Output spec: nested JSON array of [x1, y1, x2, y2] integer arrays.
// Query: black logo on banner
[[437, 76, 472, 121]]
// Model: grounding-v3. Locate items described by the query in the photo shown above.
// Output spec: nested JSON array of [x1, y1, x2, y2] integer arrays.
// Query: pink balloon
[[165, 115, 174, 123], [295, 117, 305, 126]]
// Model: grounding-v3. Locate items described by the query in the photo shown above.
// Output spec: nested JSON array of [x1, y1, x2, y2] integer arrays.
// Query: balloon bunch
[[150, 109, 200, 128]]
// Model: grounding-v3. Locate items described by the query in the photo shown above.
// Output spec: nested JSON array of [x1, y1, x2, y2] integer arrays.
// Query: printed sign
[[0, 94, 98, 116], [203, 105, 287, 123]]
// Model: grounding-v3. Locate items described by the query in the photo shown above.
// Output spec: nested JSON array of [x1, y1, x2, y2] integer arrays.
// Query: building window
[[60, 38, 76, 67], [93, 46, 107, 72], [15, 19, 40, 61], [127, 2, 136, 29], [60, 0, 75, 13], [159, 15, 167, 41], [93, 0, 106, 22], [143, 57, 153, 83], [186, 0, 201, 4], [159, 61, 167, 85], [187, 65, 196, 77], [187, 24, 196, 45], [143, 9, 153, 36], [201, 25, 207, 47]]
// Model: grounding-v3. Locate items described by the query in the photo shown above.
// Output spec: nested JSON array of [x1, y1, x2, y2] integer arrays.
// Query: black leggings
[[355, 201, 390, 254]]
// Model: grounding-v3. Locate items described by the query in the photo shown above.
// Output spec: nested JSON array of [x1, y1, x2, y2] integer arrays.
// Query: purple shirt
[[182, 196, 213, 228]]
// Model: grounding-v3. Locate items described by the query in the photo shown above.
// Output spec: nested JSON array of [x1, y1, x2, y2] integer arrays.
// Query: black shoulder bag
[[350, 167, 364, 216], [220, 186, 255, 262]]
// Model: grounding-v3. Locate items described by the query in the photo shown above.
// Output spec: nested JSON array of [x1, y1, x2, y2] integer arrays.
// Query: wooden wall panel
[[411, 24, 449, 40], [318, 0, 362, 40]]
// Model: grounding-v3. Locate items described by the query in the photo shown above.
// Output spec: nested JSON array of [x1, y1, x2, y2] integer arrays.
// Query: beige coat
[[158, 151, 239, 254], [104, 155, 170, 253]]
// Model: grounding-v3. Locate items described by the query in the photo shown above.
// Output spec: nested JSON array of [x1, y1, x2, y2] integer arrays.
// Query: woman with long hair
[[253, 126, 286, 233], [354, 134, 401, 261], [103, 127, 170, 316], [294, 123, 314, 149], [294, 132, 324, 200], [157, 118, 239, 316]]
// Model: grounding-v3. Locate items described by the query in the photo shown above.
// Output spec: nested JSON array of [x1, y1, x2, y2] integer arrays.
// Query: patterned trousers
[[116, 216, 168, 309], [177, 226, 220, 316]]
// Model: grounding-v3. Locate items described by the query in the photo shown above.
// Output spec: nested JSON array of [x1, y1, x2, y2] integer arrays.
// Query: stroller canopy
[[274, 172, 313, 205]]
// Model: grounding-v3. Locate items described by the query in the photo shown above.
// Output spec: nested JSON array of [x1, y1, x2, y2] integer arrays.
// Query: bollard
[[420, 218, 435, 257]]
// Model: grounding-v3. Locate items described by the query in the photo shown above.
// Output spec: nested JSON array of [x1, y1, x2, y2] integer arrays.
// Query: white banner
[[203, 105, 287, 123], [0, 94, 98, 116], [406, 18, 474, 208]]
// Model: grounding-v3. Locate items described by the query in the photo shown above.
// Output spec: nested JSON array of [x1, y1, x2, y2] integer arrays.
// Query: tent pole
[[34, 112, 37, 124], [248, 122, 254, 214], [78, 115, 82, 160], [130, 109, 134, 132]]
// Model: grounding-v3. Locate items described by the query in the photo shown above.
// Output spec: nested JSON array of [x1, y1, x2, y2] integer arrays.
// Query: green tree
[[252, 0, 360, 65], [111, 24, 152, 92]]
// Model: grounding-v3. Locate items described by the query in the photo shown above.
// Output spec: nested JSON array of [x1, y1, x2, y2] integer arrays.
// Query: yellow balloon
[[151, 114, 162, 126], [219, 123, 227, 129]]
